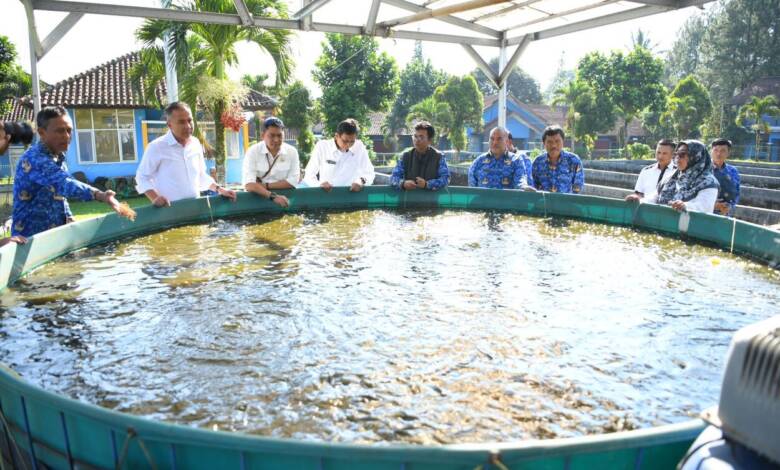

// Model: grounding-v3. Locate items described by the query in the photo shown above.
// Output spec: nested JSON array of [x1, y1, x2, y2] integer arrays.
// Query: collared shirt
[[646, 187, 718, 213], [242, 141, 300, 187], [390, 147, 450, 191], [12, 142, 95, 237], [303, 138, 374, 187], [633, 162, 675, 202], [135, 131, 215, 202], [468, 152, 527, 189], [532, 150, 585, 194], [712, 163, 740, 217]]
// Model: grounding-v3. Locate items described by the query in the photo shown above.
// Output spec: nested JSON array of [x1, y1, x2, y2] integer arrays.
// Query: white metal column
[[161, 0, 179, 102], [498, 44, 507, 129]]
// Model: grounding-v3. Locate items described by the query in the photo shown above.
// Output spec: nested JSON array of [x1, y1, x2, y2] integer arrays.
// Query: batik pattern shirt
[[531, 151, 585, 194], [468, 152, 527, 189], [514, 151, 534, 187], [390, 150, 451, 191], [712, 163, 740, 216], [12, 142, 94, 237]]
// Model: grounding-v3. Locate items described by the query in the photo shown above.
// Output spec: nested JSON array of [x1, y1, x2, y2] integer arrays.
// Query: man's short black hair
[[336, 118, 359, 135], [263, 116, 284, 130], [542, 125, 565, 143], [414, 121, 435, 139], [711, 138, 732, 148], [164, 101, 192, 120], [657, 139, 676, 150], [36, 106, 68, 129]]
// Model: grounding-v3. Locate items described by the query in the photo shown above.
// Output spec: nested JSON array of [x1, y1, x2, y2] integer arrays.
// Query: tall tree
[[432, 75, 483, 154], [736, 95, 780, 159], [665, 14, 708, 86], [578, 46, 666, 150], [241, 73, 275, 95], [660, 75, 711, 140], [629, 28, 658, 52], [0, 36, 32, 115], [382, 41, 448, 149], [553, 78, 616, 154], [543, 52, 575, 104], [698, 0, 780, 103], [132, 0, 293, 183], [313, 33, 399, 135], [278, 80, 315, 164], [470, 57, 542, 104]]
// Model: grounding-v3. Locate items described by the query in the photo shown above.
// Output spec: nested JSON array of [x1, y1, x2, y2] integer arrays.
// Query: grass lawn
[[69, 196, 150, 221]]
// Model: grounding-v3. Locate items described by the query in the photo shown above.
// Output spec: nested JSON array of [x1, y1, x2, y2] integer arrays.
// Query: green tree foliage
[[382, 42, 447, 149], [131, 0, 293, 183], [629, 28, 658, 52], [626, 142, 653, 160], [543, 53, 575, 104], [736, 95, 780, 159], [279, 80, 315, 164], [313, 33, 399, 135], [660, 75, 711, 140], [471, 57, 542, 104], [432, 75, 483, 153], [698, 0, 780, 102], [241, 73, 276, 96], [0, 36, 32, 115], [553, 78, 616, 155], [665, 14, 707, 86], [405, 96, 452, 139], [578, 47, 666, 149]]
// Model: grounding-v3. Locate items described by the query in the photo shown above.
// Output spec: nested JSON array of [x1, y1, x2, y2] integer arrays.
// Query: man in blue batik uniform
[[710, 138, 740, 217], [468, 127, 528, 189], [507, 131, 533, 187], [532, 125, 585, 194], [12, 106, 126, 237]]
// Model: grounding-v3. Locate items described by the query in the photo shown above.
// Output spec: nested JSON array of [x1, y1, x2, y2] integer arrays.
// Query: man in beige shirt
[[242, 117, 300, 208]]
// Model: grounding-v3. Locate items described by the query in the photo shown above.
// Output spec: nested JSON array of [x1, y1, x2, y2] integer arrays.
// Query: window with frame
[[201, 123, 241, 160], [75, 109, 137, 163]]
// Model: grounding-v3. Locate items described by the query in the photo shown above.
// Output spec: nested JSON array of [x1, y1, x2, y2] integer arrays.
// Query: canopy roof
[[19, 0, 712, 119]]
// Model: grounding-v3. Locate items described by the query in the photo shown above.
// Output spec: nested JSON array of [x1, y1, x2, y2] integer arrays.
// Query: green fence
[[3, 186, 778, 469]]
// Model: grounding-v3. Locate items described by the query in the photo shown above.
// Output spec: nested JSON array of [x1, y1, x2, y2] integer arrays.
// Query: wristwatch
[[359, 177, 367, 185], [268, 192, 278, 201]]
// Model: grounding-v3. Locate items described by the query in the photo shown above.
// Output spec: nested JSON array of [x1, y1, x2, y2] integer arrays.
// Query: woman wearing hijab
[[651, 140, 720, 213]]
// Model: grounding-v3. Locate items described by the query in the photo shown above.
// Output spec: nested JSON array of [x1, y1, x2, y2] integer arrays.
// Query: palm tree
[[552, 79, 587, 149], [132, 0, 293, 183], [405, 96, 452, 144], [736, 95, 780, 160]]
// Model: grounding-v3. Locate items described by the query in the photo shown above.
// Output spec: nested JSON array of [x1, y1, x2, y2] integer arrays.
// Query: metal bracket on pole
[[292, 0, 331, 21], [497, 34, 530, 87], [460, 44, 498, 90], [232, 0, 254, 26], [364, 0, 382, 36], [20, 0, 43, 116], [40, 12, 84, 59], [498, 40, 507, 128]]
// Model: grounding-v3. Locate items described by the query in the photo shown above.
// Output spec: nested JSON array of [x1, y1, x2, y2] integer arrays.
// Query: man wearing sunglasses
[[243, 117, 300, 208]]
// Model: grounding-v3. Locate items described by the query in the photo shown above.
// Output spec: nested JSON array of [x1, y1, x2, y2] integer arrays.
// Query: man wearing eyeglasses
[[303, 118, 374, 192], [390, 121, 449, 191], [243, 117, 300, 208]]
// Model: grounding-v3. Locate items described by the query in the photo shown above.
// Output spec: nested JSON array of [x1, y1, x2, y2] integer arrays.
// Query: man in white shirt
[[303, 118, 374, 192], [136, 102, 236, 207], [242, 117, 300, 208], [625, 139, 676, 203]]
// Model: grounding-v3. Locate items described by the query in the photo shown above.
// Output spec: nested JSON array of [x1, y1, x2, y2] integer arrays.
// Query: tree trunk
[[756, 131, 761, 162], [214, 99, 227, 185]]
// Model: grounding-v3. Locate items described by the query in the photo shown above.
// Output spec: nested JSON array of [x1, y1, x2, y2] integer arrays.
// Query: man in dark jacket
[[390, 121, 450, 191]]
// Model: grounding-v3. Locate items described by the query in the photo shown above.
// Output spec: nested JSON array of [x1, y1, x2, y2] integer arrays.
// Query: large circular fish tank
[[1, 186, 778, 469]]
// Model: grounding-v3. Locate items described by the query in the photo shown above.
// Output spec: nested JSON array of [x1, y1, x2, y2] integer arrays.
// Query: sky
[[0, 0, 711, 98]]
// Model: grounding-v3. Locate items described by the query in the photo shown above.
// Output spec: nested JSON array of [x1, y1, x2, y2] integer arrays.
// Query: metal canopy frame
[[19, 0, 711, 127]]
